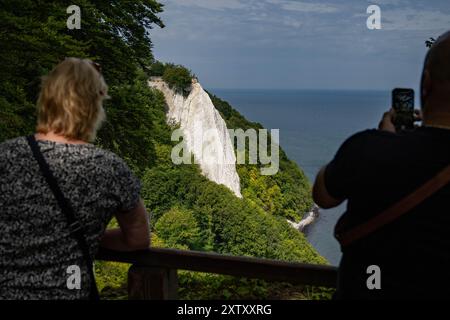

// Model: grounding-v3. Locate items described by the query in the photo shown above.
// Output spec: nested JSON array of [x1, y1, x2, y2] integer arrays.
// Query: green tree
[[149, 61, 166, 76], [155, 207, 200, 249], [0, 0, 165, 167], [162, 64, 193, 95]]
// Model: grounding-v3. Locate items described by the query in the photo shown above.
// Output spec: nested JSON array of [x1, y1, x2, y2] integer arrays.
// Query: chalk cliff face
[[149, 77, 242, 198]]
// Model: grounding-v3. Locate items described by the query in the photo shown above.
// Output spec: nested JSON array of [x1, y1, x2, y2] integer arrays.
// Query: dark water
[[209, 89, 396, 266]]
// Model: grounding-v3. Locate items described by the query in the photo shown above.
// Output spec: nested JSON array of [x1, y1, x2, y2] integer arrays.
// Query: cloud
[[150, 0, 450, 90], [382, 8, 450, 31], [283, 17, 303, 28], [370, 0, 407, 6], [268, 0, 339, 13], [167, 0, 246, 11]]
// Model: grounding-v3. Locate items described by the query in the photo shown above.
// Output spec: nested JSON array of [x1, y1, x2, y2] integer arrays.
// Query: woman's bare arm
[[100, 199, 150, 251]]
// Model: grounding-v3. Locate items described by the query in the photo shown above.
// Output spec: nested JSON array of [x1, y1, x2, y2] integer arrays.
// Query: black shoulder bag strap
[[26, 135, 100, 300], [336, 163, 450, 248]]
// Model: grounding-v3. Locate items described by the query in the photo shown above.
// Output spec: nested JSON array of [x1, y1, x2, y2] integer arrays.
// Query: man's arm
[[100, 199, 150, 251], [313, 166, 344, 209]]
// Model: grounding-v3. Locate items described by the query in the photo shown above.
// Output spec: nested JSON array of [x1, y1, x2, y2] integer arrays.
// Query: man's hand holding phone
[[379, 108, 423, 133], [379, 88, 423, 133], [379, 109, 397, 133]]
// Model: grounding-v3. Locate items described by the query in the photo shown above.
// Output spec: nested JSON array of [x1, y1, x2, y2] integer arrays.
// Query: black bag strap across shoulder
[[335, 163, 450, 248], [26, 135, 100, 300]]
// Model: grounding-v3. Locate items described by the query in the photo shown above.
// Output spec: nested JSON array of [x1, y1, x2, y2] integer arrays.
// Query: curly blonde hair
[[36, 58, 109, 142]]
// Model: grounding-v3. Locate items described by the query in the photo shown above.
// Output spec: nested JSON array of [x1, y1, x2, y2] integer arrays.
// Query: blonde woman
[[0, 58, 150, 300]]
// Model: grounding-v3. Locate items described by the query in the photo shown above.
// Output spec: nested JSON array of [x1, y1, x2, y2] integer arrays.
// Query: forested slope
[[0, 1, 327, 299]]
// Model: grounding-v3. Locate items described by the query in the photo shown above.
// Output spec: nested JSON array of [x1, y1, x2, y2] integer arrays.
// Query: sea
[[209, 89, 399, 266]]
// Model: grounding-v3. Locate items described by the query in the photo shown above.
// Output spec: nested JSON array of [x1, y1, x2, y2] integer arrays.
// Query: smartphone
[[392, 88, 415, 131]]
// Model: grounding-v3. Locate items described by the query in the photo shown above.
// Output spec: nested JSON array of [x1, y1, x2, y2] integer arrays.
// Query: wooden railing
[[96, 247, 338, 300]]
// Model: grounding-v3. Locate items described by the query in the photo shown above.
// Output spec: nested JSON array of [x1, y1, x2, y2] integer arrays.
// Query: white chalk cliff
[[149, 77, 242, 198]]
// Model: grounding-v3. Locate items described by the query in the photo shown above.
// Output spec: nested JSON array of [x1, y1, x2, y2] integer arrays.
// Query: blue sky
[[149, 0, 450, 90]]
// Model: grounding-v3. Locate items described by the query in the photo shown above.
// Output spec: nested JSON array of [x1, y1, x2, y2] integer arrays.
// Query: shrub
[[149, 61, 166, 76], [155, 207, 200, 249], [162, 64, 192, 94]]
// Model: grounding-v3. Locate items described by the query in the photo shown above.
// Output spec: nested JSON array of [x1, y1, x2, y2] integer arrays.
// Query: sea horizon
[[208, 87, 395, 93]]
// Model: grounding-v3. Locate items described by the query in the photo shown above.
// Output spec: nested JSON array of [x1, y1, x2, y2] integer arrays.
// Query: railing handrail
[[97, 247, 338, 288]]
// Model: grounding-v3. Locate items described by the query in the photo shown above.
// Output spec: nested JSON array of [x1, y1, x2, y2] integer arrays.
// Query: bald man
[[313, 31, 450, 299]]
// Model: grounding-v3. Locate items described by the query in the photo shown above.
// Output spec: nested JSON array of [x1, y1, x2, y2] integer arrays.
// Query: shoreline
[[287, 204, 320, 233]]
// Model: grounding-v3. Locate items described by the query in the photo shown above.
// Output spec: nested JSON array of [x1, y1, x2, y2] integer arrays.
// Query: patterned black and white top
[[0, 136, 141, 300]]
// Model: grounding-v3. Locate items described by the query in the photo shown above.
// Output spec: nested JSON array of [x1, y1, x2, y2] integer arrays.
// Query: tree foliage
[[0, 0, 165, 172], [155, 207, 201, 250], [1, 0, 326, 299], [162, 64, 193, 95]]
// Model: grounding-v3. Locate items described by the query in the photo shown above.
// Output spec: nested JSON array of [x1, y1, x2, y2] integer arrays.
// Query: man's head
[[421, 31, 450, 120]]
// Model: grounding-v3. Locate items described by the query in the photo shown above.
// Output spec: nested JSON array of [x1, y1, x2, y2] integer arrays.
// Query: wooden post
[[128, 265, 178, 300]]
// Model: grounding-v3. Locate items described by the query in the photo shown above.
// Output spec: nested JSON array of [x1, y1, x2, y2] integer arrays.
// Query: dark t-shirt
[[325, 126, 450, 299]]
